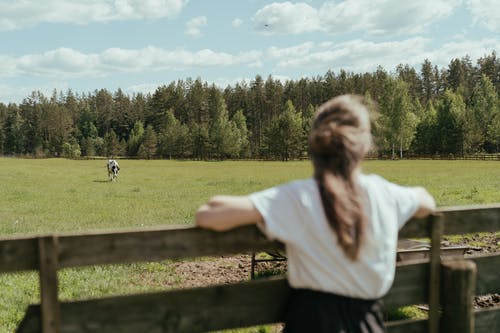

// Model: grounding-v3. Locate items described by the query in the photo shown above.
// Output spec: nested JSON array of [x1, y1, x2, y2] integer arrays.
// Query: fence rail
[[1, 204, 500, 333]]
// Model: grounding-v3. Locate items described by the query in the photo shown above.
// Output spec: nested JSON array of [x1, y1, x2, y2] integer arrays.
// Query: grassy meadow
[[1, 158, 500, 332]]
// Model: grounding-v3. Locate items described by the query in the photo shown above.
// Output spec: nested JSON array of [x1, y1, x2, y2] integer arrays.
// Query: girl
[[195, 94, 435, 332]]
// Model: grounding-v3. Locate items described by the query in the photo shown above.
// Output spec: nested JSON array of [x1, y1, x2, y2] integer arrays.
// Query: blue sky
[[1, 0, 499, 104]]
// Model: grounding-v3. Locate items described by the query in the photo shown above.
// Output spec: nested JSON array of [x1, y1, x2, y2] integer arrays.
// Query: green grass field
[[1, 158, 499, 332]]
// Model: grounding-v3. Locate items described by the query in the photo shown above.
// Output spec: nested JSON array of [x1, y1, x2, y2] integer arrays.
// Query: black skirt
[[284, 288, 386, 333]]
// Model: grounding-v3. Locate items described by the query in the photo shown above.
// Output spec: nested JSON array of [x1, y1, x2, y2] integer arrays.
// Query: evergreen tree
[[469, 74, 500, 152], [477, 51, 500, 96], [103, 129, 120, 158], [113, 88, 132, 140], [420, 59, 435, 104], [377, 78, 418, 158], [231, 109, 250, 158], [138, 125, 157, 159], [265, 100, 304, 161], [4, 104, 24, 154], [191, 122, 209, 160], [0, 103, 7, 154], [413, 101, 439, 155], [436, 90, 466, 155], [248, 75, 265, 156], [127, 121, 145, 157], [397, 63, 422, 101], [158, 109, 190, 159]]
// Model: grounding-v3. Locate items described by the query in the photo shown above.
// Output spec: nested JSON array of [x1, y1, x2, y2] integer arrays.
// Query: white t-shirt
[[249, 174, 419, 299]]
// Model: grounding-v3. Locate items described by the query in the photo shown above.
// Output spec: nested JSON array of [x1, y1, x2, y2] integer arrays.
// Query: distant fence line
[[2, 153, 500, 161]]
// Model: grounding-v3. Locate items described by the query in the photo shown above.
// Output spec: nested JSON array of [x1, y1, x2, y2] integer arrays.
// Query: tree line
[[0, 52, 499, 160]]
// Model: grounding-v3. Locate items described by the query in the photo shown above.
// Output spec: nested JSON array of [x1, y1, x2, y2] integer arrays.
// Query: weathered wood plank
[[0, 225, 282, 272], [398, 217, 431, 239], [17, 306, 431, 333], [474, 307, 500, 333], [2, 204, 499, 273], [16, 267, 427, 333], [441, 205, 500, 235], [57, 225, 282, 268], [399, 204, 500, 238], [440, 260, 477, 333], [428, 215, 443, 333], [384, 261, 429, 310], [0, 237, 37, 273], [386, 319, 427, 333], [471, 254, 500, 295], [18, 278, 290, 333], [38, 236, 61, 333]]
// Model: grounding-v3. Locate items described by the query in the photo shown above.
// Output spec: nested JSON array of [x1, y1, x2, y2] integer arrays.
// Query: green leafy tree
[[138, 125, 157, 159], [127, 121, 145, 157], [231, 109, 250, 158], [436, 90, 466, 155], [20, 91, 47, 154], [265, 100, 304, 161], [412, 101, 439, 155], [4, 105, 24, 154], [207, 87, 242, 159], [62, 137, 81, 159], [477, 51, 500, 96], [103, 129, 120, 158], [248, 75, 265, 156], [158, 110, 190, 159], [377, 78, 419, 158], [0, 103, 7, 154], [191, 122, 209, 160], [468, 74, 500, 152], [489, 108, 500, 152], [420, 59, 436, 104]]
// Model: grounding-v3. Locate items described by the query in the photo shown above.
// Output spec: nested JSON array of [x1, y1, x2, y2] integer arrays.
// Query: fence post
[[440, 260, 477, 333], [38, 236, 61, 333], [428, 214, 443, 333]]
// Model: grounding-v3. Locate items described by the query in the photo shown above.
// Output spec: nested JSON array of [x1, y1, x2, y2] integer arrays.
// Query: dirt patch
[[443, 232, 500, 256], [170, 254, 253, 288], [169, 253, 287, 288], [474, 293, 500, 309]]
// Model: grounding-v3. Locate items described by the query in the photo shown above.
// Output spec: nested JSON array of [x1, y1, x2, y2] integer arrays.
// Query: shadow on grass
[[93, 180, 111, 183]]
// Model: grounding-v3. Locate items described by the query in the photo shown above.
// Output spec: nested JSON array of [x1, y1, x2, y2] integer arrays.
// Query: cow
[[107, 159, 120, 181]]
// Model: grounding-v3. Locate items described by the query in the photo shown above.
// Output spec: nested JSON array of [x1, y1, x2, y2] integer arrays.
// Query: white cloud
[[126, 83, 161, 96], [185, 16, 207, 37], [253, 2, 319, 34], [271, 38, 428, 72], [268, 36, 500, 73], [0, 46, 263, 78], [253, 0, 461, 35], [466, 0, 500, 32], [0, 81, 69, 104], [232, 18, 243, 28], [425, 38, 500, 68], [0, 0, 189, 31], [267, 42, 315, 59]]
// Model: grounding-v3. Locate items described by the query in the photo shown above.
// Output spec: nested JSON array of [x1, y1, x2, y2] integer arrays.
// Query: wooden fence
[[1, 204, 500, 333]]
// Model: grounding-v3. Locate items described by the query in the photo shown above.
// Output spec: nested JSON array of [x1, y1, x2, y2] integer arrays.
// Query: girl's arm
[[195, 195, 264, 231], [413, 187, 436, 218]]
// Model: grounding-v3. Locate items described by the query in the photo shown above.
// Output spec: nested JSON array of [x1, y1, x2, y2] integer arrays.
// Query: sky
[[0, 0, 499, 104]]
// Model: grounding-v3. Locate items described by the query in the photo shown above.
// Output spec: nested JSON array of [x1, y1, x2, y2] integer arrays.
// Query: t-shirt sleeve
[[249, 183, 301, 242], [382, 179, 420, 229]]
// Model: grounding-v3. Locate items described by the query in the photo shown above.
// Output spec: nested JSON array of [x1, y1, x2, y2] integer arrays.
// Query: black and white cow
[[107, 159, 120, 181]]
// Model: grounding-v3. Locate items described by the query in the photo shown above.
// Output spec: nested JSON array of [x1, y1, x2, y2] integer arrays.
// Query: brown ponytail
[[309, 95, 372, 260]]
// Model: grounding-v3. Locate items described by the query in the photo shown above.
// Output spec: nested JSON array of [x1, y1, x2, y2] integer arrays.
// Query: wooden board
[[17, 263, 430, 333], [2, 205, 499, 273], [474, 307, 500, 333]]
